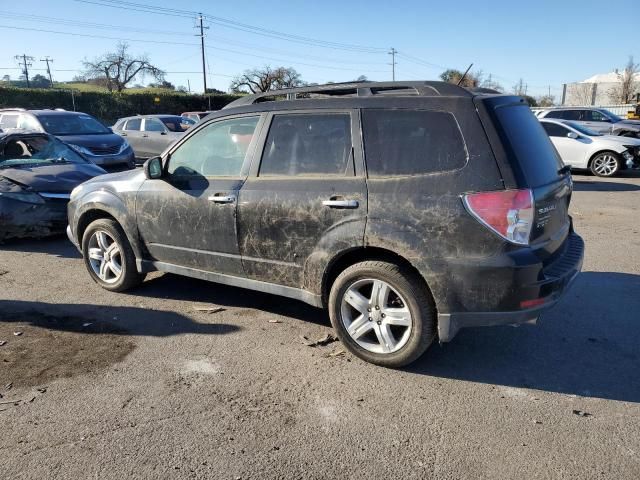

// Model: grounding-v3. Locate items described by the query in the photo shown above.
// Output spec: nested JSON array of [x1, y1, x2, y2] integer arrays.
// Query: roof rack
[[223, 81, 475, 109]]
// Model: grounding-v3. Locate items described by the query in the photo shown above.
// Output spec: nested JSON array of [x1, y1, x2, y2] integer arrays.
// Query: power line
[[73, 0, 386, 53]]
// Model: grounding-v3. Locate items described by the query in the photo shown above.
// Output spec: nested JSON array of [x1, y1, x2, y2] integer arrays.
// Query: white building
[[562, 71, 640, 106]]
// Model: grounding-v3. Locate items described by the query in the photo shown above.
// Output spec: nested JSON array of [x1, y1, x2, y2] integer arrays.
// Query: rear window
[[362, 109, 467, 177], [493, 104, 563, 186]]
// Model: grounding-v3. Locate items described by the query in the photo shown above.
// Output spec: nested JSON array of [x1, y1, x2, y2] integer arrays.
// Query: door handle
[[142, 134, 149, 138], [120, 132, 127, 136], [322, 198, 359, 209], [208, 194, 236, 204]]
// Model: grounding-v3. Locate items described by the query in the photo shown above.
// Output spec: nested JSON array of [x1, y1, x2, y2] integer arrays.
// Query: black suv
[[67, 81, 584, 367]]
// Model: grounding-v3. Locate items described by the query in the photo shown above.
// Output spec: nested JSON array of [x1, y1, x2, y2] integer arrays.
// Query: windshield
[[37, 113, 110, 135], [0, 136, 87, 168], [161, 116, 196, 132], [601, 109, 622, 122], [565, 121, 602, 136]]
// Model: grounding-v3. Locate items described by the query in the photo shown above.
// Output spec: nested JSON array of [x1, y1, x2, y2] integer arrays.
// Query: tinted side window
[[542, 122, 570, 137], [125, 118, 141, 131], [259, 114, 352, 176], [362, 109, 467, 177], [144, 118, 165, 132], [562, 110, 581, 121], [168, 116, 259, 177], [544, 110, 565, 119], [0, 114, 19, 129]]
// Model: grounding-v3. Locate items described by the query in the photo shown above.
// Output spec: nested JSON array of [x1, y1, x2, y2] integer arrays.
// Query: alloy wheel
[[593, 154, 618, 176], [87, 230, 123, 284], [340, 278, 413, 354]]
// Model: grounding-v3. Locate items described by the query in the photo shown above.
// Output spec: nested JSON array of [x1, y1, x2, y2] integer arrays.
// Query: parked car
[[181, 111, 217, 122], [67, 81, 584, 367], [0, 109, 135, 172], [536, 107, 640, 138], [112, 115, 196, 162], [0, 131, 106, 241], [540, 119, 640, 176]]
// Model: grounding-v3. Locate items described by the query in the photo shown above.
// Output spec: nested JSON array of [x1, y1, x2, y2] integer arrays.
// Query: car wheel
[[81, 218, 144, 292], [328, 261, 437, 368], [590, 151, 621, 177]]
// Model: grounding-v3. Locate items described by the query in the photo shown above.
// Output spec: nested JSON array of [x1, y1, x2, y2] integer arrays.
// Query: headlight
[[623, 145, 640, 156], [68, 143, 93, 156], [622, 150, 634, 160], [118, 139, 131, 154], [0, 191, 45, 204], [70, 185, 83, 201]]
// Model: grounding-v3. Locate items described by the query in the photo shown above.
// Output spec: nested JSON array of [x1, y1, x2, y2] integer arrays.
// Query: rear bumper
[[437, 231, 584, 342]]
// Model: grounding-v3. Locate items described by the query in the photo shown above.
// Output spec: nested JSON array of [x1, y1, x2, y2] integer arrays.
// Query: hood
[[0, 163, 106, 193], [55, 133, 125, 148], [616, 119, 640, 129], [598, 135, 640, 147], [81, 166, 146, 188]]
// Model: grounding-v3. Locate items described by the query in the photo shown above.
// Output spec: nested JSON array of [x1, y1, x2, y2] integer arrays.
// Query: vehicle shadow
[[410, 271, 640, 403], [0, 299, 241, 337], [130, 273, 330, 327], [572, 180, 640, 192], [0, 235, 79, 259]]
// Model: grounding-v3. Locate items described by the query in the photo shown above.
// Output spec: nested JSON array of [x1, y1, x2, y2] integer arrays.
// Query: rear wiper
[[558, 165, 571, 175]]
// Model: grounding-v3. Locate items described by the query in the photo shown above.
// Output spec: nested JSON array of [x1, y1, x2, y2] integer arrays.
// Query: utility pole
[[195, 14, 209, 94], [40, 56, 54, 87], [187, 78, 191, 93], [388, 47, 397, 81], [15, 54, 34, 88]]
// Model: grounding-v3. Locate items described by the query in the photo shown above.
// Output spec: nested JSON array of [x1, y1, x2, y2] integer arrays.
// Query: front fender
[[70, 189, 143, 260]]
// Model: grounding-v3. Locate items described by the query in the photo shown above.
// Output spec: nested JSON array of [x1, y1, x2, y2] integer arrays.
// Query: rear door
[[237, 110, 366, 289], [120, 118, 144, 157], [481, 99, 572, 260]]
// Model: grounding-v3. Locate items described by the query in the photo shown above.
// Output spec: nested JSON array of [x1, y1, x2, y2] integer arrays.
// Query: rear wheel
[[590, 151, 621, 177], [81, 218, 144, 292], [328, 261, 437, 368]]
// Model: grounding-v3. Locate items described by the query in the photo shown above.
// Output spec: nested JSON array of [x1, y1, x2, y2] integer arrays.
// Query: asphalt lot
[[1, 172, 639, 479]]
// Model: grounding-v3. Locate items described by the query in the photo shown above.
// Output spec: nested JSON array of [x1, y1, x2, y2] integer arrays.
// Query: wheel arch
[[321, 246, 437, 311], [587, 149, 621, 168]]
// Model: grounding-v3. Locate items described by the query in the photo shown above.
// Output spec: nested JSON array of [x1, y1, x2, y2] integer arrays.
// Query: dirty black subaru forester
[[67, 81, 584, 367]]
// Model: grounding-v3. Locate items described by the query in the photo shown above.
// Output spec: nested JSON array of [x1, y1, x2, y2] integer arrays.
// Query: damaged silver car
[[0, 131, 106, 242]]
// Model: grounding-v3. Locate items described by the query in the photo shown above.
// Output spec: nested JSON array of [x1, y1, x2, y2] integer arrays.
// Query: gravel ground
[[1, 172, 639, 479]]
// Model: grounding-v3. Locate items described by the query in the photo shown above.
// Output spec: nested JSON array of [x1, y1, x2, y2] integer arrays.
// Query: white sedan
[[540, 119, 640, 177]]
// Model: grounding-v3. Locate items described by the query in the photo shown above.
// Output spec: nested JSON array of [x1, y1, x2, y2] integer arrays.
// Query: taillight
[[463, 189, 534, 245]]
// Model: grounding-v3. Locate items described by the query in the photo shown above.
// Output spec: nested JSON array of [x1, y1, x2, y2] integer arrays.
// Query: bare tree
[[512, 78, 527, 96], [83, 42, 164, 92], [440, 68, 503, 91], [609, 56, 639, 104], [536, 94, 555, 107], [230, 66, 304, 93]]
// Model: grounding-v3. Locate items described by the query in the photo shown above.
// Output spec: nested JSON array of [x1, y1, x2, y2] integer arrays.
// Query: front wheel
[[590, 151, 621, 177], [81, 218, 144, 292], [328, 261, 437, 368]]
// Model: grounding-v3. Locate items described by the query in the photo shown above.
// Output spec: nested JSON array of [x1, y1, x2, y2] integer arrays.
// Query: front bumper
[[0, 196, 68, 241], [86, 149, 135, 172], [437, 232, 584, 342]]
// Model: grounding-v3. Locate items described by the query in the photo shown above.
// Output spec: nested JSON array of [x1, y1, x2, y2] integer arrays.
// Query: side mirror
[[567, 132, 579, 139], [160, 131, 168, 135], [144, 156, 163, 179]]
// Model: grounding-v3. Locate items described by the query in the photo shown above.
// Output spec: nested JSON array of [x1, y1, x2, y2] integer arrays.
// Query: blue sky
[[0, 0, 638, 98]]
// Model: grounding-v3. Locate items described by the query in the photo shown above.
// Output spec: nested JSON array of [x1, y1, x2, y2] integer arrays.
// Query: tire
[[590, 151, 621, 177], [328, 261, 437, 368], [81, 218, 144, 292]]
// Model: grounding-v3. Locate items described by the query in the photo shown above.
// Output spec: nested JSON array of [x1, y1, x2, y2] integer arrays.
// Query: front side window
[[362, 109, 467, 177], [144, 118, 166, 132], [161, 116, 195, 132], [586, 110, 609, 122], [542, 122, 571, 137], [168, 116, 259, 177], [259, 114, 352, 176], [124, 118, 141, 131]]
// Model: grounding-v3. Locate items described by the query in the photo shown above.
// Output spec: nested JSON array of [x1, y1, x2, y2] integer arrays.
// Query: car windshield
[[601, 110, 622, 122], [564, 121, 602, 136], [37, 113, 110, 135], [161, 116, 196, 132], [0, 135, 87, 168]]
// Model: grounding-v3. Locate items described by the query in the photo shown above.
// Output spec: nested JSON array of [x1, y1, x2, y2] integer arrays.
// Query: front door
[[542, 122, 589, 167], [136, 115, 263, 275], [237, 111, 367, 289]]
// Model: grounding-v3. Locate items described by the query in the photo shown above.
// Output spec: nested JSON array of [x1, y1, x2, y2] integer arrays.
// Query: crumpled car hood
[[55, 133, 125, 148], [0, 163, 106, 193]]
